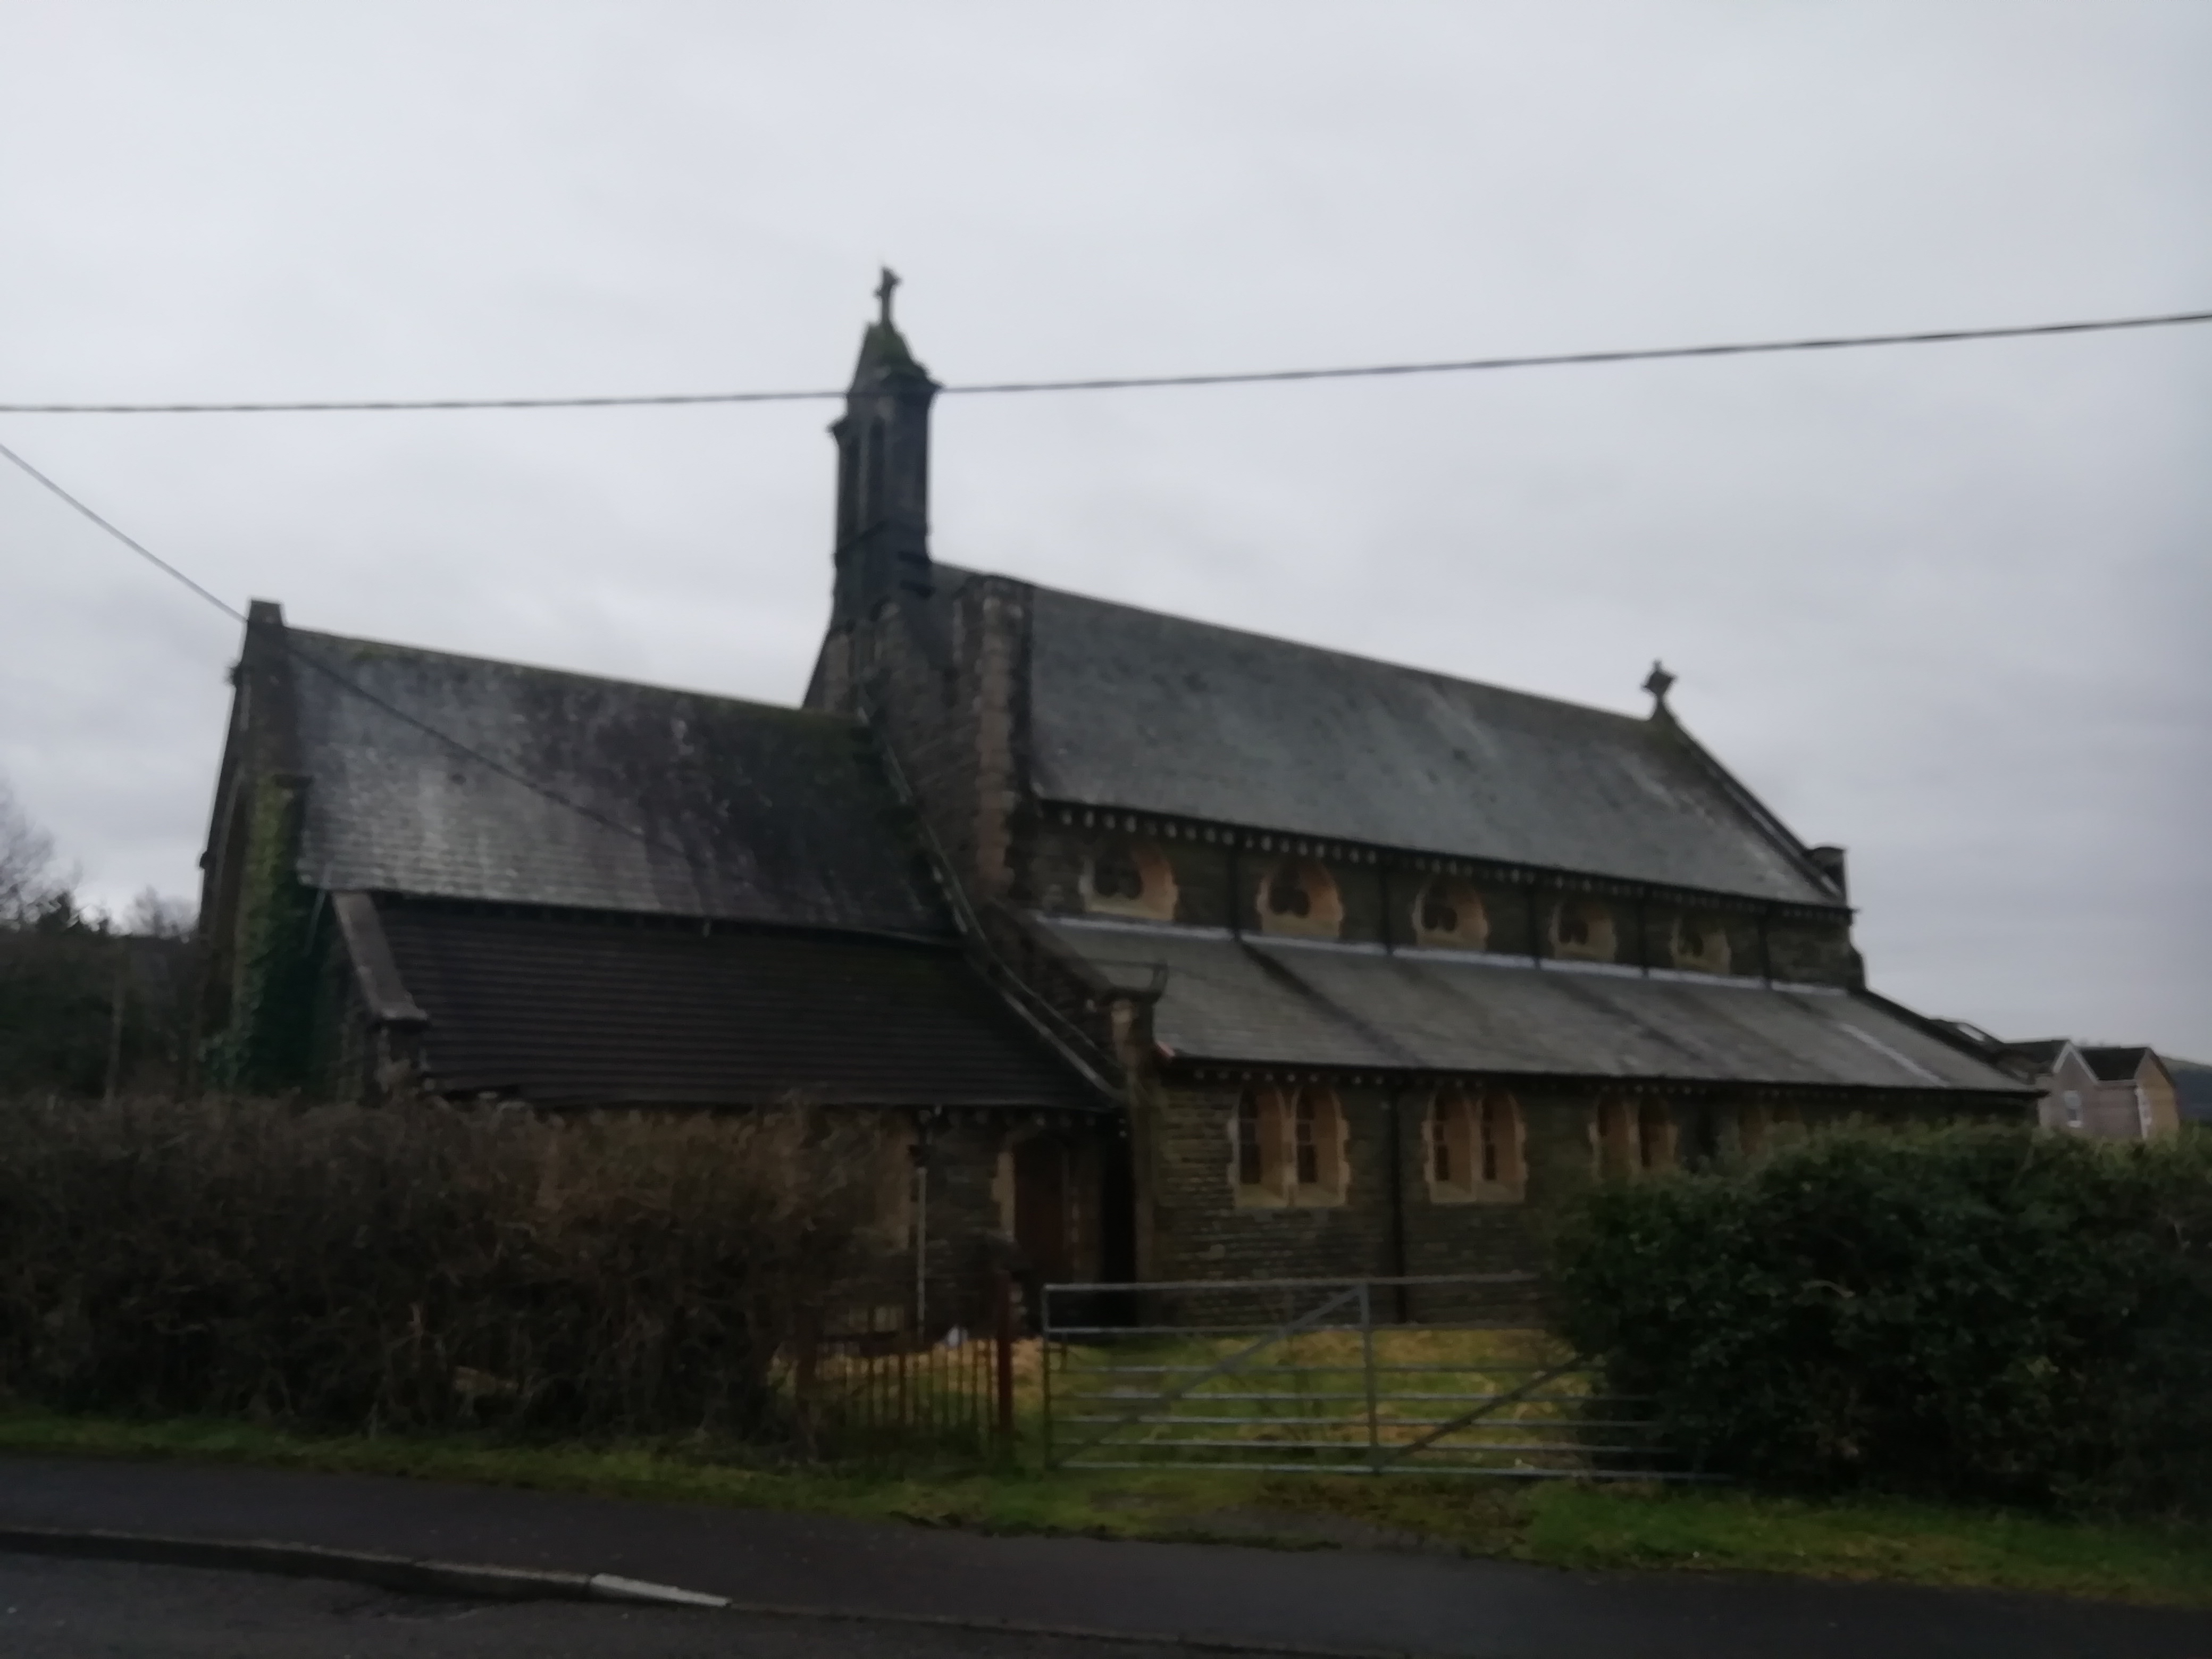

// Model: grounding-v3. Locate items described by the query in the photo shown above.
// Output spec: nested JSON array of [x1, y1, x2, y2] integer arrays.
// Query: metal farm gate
[[1041, 1275, 1697, 1481]]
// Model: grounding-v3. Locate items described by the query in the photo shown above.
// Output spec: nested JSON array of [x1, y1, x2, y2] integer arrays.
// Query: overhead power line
[[2, 307, 2206, 414], [0, 435, 711, 873]]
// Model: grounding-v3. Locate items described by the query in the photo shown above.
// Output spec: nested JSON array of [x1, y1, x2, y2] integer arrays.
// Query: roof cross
[[875, 266, 901, 326], [1643, 660, 1677, 707]]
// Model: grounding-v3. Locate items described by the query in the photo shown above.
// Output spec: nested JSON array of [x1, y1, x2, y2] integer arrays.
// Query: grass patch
[[1260, 1477, 2212, 1608], [2, 1407, 2206, 1609]]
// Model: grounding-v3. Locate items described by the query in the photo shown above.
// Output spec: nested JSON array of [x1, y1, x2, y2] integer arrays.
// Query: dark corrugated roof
[[1038, 915, 2025, 1095], [381, 904, 1094, 1109], [285, 629, 945, 935], [2080, 1044, 2154, 1083], [1012, 576, 1837, 906]]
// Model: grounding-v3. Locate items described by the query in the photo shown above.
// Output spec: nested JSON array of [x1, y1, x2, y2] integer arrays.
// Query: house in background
[[2076, 1046, 2181, 1139], [1957, 1034, 2184, 1140], [2172, 1058, 2212, 1127]]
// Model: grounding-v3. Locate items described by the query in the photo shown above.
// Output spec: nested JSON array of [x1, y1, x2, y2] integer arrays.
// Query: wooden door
[[1012, 1137, 1071, 1283]]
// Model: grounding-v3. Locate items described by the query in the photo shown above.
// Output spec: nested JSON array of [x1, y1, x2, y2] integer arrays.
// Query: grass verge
[[1, 1407, 2205, 1609]]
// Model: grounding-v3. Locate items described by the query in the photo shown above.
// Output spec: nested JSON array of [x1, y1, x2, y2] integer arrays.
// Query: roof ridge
[[288, 626, 860, 728], [939, 564, 1653, 731]]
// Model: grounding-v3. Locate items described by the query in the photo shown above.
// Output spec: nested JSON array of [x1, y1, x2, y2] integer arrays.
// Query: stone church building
[[194, 293, 2031, 1310]]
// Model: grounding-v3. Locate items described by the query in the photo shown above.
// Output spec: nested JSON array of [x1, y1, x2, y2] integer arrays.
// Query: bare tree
[[0, 778, 65, 928], [125, 887, 196, 940]]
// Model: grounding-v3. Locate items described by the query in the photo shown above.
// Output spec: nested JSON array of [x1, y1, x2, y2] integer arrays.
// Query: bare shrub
[[0, 1094, 889, 1440], [0, 781, 66, 928]]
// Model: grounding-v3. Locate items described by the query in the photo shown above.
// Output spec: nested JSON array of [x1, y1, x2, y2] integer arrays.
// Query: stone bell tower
[[829, 267, 937, 629]]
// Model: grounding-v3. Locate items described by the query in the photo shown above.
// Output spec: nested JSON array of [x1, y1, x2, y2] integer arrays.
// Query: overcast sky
[[3, 2, 2207, 1057]]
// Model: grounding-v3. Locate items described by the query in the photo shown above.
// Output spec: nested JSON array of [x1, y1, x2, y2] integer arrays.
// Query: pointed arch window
[[1594, 1095, 1673, 1178], [864, 417, 889, 527], [1232, 1083, 1346, 1206], [1426, 1088, 1524, 1203]]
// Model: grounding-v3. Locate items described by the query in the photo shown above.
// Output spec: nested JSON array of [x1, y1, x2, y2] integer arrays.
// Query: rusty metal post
[[993, 1269, 1017, 1452]]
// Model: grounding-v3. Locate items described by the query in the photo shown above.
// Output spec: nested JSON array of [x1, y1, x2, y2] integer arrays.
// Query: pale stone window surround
[[1671, 914, 1732, 975], [877, 1120, 918, 1246], [2062, 1090, 2083, 1131], [1594, 1095, 1634, 1179], [1412, 877, 1489, 950], [1636, 1101, 1675, 1173], [1231, 1083, 1348, 1208], [1256, 859, 1344, 941], [1082, 837, 1178, 921], [1426, 1087, 1525, 1203], [1551, 898, 1616, 963], [1593, 1095, 1676, 1178]]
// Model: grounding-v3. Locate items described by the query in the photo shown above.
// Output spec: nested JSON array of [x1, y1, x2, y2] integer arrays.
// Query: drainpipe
[[1386, 1086, 1411, 1322], [912, 1118, 931, 1337], [1227, 836, 1243, 936]]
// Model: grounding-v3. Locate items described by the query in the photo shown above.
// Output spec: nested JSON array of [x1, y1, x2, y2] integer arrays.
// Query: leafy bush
[[0, 1094, 886, 1441], [1552, 1125, 2212, 1513]]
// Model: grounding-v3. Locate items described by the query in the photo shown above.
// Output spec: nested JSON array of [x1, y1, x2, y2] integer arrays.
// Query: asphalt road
[[4, 1455, 2209, 1659], [0, 1553, 1210, 1658]]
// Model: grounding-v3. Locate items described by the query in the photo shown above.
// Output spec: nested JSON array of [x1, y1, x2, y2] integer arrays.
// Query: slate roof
[[1010, 576, 1839, 907], [1037, 916, 2025, 1095], [282, 628, 945, 935], [2080, 1044, 2155, 1084], [381, 903, 1094, 1109]]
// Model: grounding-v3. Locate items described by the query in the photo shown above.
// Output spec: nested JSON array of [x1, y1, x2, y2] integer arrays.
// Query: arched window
[[1412, 877, 1488, 950], [1672, 914, 1732, 974], [1233, 1085, 1286, 1204], [1552, 899, 1616, 962], [1427, 1088, 1524, 1202], [1594, 1095, 1672, 1178], [864, 418, 888, 527], [1084, 838, 1177, 920], [1232, 1083, 1346, 1206], [1256, 859, 1343, 940], [1595, 1095, 1635, 1178], [1291, 1087, 1347, 1201]]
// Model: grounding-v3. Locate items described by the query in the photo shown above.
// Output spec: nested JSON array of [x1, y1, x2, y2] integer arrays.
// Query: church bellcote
[[830, 269, 937, 626]]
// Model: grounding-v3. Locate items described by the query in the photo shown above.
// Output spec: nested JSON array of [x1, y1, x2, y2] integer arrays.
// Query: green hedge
[[0, 1095, 883, 1441], [1552, 1125, 2212, 1513]]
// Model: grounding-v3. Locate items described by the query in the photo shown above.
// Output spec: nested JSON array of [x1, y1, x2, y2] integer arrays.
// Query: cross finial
[[1643, 659, 1677, 707], [874, 266, 900, 326]]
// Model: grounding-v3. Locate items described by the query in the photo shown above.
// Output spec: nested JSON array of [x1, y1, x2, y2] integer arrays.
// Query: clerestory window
[[1256, 859, 1343, 940], [1413, 876, 1488, 950], [1552, 899, 1616, 962], [1084, 838, 1177, 920]]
